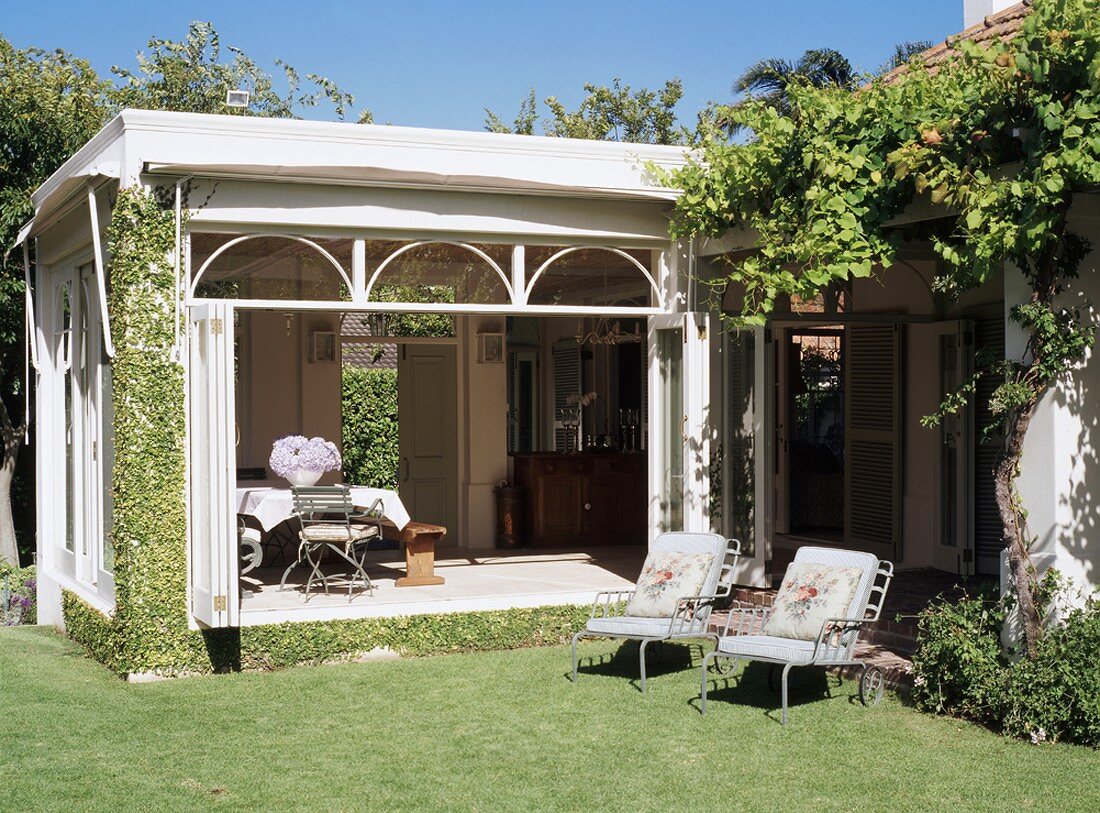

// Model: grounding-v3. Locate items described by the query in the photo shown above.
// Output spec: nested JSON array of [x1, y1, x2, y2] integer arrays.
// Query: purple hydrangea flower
[[269, 435, 342, 478]]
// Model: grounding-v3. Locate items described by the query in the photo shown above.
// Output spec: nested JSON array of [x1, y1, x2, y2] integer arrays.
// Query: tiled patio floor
[[239, 545, 644, 625]]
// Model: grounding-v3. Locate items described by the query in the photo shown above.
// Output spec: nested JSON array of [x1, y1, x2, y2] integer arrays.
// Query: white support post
[[352, 238, 366, 303], [511, 244, 526, 306]]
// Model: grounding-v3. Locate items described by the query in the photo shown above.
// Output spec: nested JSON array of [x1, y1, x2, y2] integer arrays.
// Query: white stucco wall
[[1015, 194, 1100, 601], [461, 316, 509, 547]]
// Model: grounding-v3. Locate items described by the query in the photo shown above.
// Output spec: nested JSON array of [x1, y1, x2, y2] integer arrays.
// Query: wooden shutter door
[[844, 324, 903, 562], [973, 315, 1005, 576]]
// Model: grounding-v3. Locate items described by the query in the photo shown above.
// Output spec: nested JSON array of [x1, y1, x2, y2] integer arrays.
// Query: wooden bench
[[381, 520, 447, 587]]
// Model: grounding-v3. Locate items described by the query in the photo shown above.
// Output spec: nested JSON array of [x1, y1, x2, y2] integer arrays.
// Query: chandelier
[[575, 317, 641, 346]]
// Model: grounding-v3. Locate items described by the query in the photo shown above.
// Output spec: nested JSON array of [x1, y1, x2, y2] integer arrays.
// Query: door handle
[[401, 457, 409, 482], [681, 415, 689, 441]]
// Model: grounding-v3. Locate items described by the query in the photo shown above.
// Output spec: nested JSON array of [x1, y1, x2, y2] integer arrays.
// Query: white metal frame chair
[[571, 532, 741, 693], [279, 485, 384, 600], [700, 546, 894, 724]]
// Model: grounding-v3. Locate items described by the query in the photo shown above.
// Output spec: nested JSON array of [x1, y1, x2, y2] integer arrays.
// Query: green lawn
[[1, 627, 1097, 813]]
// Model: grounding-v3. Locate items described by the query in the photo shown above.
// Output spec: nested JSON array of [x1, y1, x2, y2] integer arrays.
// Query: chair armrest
[[350, 498, 385, 520], [719, 599, 773, 638], [590, 590, 634, 619], [669, 593, 721, 636], [811, 616, 873, 661]]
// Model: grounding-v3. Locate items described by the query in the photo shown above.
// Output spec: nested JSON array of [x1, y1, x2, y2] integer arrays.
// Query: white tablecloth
[[235, 481, 411, 532]]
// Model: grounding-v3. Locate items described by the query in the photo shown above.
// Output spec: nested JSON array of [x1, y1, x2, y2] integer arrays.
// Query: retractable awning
[[141, 161, 680, 202]]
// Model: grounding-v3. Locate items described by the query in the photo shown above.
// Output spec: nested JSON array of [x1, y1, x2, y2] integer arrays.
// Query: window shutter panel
[[973, 316, 1005, 576], [844, 324, 903, 561]]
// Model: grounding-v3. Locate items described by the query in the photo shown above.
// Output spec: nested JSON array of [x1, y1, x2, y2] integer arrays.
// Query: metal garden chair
[[279, 485, 384, 600], [571, 532, 741, 693], [700, 546, 894, 724]]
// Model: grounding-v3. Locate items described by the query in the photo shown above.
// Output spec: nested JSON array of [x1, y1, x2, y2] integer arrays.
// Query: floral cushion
[[624, 551, 715, 618], [761, 562, 863, 641]]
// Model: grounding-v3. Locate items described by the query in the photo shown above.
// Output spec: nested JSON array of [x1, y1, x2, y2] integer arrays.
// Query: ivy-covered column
[[101, 187, 236, 675]]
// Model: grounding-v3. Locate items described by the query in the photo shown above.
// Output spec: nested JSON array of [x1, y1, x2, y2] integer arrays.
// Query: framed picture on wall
[[311, 330, 338, 363], [478, 332, 504, 363]]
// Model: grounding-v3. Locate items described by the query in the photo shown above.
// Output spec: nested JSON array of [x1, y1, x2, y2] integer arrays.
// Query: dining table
[[235, 480, 411, 532], [234, 481, 445, 587]]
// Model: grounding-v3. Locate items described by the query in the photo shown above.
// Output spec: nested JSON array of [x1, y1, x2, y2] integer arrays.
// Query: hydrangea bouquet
[[269, 435, 342, 486]]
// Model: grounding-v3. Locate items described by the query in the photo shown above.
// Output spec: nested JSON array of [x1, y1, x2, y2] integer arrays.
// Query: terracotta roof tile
[[880, 1, 1032, 85]]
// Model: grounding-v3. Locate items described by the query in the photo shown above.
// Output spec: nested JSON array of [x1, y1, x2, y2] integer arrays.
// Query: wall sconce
[[477, 332, 504, 363]]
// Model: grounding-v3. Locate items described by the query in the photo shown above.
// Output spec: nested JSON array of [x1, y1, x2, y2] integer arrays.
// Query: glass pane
[[58, 283, 74, 553], [191, 234, 353, 301], [658, 328, 683, 531], [527, 247, 654, 307], [365, 241, 511, 305]]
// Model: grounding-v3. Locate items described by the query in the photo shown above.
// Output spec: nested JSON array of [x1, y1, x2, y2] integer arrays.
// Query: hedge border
[[62, 590, 590, 676]]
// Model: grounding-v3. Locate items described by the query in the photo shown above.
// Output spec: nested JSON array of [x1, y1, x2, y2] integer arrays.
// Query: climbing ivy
[[663, 0, 1100, 656]]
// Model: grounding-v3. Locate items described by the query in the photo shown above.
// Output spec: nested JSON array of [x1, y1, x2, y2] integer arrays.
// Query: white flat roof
[[27, 110, 690, 236]]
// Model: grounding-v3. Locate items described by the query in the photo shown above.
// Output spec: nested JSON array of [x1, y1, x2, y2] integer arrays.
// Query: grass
[[1, 627, 1098, 813]]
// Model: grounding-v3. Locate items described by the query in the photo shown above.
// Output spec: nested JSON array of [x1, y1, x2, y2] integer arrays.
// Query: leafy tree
[[0, 38, 111, 564], [111, 21, 368, 121], [0, 22, 368, 564], [486, 78, 687, 145], [662, 0, 1100, 657]]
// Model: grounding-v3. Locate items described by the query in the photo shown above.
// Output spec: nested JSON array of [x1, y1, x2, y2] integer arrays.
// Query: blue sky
[[1, 1, 964, 132]]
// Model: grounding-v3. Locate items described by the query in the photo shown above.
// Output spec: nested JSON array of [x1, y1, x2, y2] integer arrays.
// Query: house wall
[[1016, 194, 1100, 602], [461, 315, 509, 547], [235, 310, 343, 482]]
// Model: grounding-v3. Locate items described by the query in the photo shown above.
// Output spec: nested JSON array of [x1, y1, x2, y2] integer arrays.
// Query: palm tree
[[715, 48, 855, 134], [734, 48, 856, 115]]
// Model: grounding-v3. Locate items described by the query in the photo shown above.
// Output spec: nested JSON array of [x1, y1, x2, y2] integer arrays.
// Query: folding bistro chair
[[279, 485, 384, 600]]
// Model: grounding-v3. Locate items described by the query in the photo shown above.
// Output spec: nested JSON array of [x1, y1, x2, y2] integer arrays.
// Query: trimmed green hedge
[[63, 588, 590, 676], [341, 365, 398, 490]]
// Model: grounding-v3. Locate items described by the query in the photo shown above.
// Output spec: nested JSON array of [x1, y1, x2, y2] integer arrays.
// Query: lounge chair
[[700, 546, 893, 724], [571, 532, 741, 693]]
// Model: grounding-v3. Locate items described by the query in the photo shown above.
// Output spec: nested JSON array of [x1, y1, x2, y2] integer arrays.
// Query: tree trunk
[[993, 398, 1042, 658], [0, 395, 23, 567]]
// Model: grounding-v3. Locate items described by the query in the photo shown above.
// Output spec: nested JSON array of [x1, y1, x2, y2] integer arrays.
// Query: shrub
[[1002, 599, 1100, 746], [341, 365, 399, 489], [0, 563, 36, 625], [911, 591, 1007, 723]]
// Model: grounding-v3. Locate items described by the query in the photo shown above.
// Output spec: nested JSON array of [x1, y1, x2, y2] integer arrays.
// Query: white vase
[[286, 467, 323, 487]]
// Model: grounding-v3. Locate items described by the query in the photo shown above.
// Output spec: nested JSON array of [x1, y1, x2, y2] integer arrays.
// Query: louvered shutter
[[844, 324, 903, 561], [727, 331, 755, 553], [553, 340, 581, 452], [973, 316, 1005, 576]]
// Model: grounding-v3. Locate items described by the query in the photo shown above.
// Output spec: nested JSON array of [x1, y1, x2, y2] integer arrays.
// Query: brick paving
[[712, 569, 997, 690]]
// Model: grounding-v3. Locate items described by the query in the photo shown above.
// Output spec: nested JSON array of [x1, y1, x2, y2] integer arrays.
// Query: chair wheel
[[859, 665, 885, 707]]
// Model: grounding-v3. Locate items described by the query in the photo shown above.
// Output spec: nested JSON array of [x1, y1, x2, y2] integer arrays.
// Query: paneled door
[[398, 344, 458, 535], [187, 302, 239, 628]]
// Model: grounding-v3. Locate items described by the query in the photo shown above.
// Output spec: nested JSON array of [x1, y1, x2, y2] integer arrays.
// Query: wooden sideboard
[[511, 452, 646, 547]]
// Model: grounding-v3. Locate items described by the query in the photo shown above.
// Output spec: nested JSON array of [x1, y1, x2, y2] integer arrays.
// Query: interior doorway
[[783, 328, 845, 542], [397, 344, 459, 534]]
